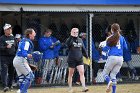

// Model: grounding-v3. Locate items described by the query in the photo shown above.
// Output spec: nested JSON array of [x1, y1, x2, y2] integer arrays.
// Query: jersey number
[[116, 40, 121, 49]]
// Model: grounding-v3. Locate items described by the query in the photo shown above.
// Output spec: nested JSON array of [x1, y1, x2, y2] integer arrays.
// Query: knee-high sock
[[112, 79, 117, 93], [104, 75, 110, 84], [112, 85, 116, 93]]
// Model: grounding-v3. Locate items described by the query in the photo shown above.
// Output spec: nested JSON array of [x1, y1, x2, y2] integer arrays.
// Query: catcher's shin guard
[[20, 72, 34, 93], [18, 74, 25, 92]]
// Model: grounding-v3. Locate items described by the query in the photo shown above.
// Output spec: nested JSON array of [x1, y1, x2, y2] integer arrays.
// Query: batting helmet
[[32, 51, 42, 62]]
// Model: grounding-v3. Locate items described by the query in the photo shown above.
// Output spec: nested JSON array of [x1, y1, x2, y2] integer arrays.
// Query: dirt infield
[[0, 84, 140, 93]]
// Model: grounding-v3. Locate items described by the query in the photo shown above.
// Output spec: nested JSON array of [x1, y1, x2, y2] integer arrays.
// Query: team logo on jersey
[[73, 42, 82, 47], [5, 40, 14, 45]]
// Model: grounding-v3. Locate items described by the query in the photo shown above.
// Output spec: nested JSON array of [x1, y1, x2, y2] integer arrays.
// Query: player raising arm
[[102, 23, 128, 93], [65, 28, 89, 92]]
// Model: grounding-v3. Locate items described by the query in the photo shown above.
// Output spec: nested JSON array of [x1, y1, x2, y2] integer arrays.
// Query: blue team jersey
[[38, 36, 55, 59], [103, 35, 128, 57], [16, 38, 34, 57]]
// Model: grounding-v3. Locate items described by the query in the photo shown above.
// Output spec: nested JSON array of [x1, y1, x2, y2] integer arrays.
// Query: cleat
[[68, 88, 74, 93], [3, 87, 9, 92], [9, 86, 13, 91], [134, 76, 139, 80], [75, 82, 81, 85], [10, 87, 14, 91], [17, 89, 20, 93], [17, 89, 27, 93], [12, 82, 18, 87], [82, 87, 89, 92]]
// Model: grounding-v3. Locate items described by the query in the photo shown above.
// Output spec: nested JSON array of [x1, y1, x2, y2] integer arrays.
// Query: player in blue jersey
[[13, 28, 36, 93], [102, 23, 128, 93]]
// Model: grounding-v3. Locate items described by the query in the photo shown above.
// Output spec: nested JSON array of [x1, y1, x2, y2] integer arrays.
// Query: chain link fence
[[0, 12, 140, 86]]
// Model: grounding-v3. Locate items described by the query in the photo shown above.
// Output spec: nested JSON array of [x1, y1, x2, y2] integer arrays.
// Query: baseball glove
[[29, 64, 38, 71], [106, 32, 120, 47]]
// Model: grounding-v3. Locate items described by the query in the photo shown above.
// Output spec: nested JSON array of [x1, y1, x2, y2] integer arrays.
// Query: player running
[[102, 23, 128, 93]]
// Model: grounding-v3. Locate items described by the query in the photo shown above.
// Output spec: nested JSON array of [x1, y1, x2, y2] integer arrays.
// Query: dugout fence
[[0, 12, 140, 86]]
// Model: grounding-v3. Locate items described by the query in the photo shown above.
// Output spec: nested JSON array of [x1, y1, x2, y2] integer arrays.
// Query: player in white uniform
[[102, 23, 128, 93], [13, 28, 36, 93]]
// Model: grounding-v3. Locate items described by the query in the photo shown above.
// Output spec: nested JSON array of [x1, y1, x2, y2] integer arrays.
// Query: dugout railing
[[28, 54, 140, 86]]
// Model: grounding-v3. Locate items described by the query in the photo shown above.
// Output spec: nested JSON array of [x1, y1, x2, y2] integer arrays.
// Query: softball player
[[13, 28, 36, 93], [102, 23, 128, 93]]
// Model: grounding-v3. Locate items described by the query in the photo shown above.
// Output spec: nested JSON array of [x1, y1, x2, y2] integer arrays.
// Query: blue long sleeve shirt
[[16, 38, 34, 58], [38, 36, 54, 59], [102, 35, 128, 57]]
